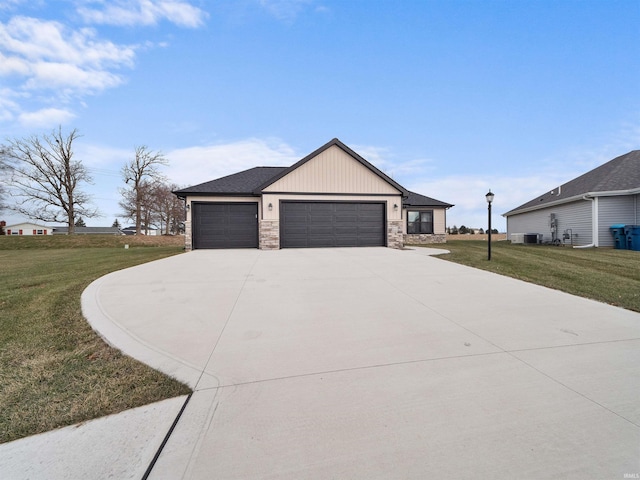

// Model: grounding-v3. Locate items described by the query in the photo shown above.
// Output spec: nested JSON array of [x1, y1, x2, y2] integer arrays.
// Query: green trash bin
[[610, 224, 626, 249]]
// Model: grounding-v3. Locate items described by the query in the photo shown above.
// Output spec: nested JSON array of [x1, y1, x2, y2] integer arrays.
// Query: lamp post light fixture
[[485, 190, 494, 261]]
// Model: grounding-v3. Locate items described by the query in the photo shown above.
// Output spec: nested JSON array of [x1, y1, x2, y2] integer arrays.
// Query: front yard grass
[[0, 236, 191, 444], [430, 240, 640, 313]]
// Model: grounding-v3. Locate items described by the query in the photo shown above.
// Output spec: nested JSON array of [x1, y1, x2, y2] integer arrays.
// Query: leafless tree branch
[[120, 146, 168, 234], [0, 127, 99, 233]]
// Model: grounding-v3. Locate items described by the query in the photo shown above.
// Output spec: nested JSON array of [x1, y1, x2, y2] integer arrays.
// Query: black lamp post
[[486, 190, 494, 260]]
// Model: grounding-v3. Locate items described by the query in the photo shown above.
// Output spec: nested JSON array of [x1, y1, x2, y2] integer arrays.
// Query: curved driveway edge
[[83, 247, 640, 479]]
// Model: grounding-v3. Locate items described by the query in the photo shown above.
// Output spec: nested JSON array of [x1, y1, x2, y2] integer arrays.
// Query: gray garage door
[[192, 202, 258, 249], [280, 201, 385, 248]]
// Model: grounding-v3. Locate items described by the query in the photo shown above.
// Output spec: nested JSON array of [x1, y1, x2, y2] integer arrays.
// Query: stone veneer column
[[184, 220, 192, 251], [260, 220, 280, 250], [404, 233, 447, 245], [387, 220, 404, 249]]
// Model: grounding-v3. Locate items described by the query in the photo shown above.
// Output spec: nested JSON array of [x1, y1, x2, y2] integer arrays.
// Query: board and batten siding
[[507, 199, 593, 245], [263, 145, 400, 195]]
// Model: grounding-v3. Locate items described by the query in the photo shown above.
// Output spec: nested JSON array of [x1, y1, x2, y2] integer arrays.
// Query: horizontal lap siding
[[507, 200, 593, 245], [598, 195, 638, 247]]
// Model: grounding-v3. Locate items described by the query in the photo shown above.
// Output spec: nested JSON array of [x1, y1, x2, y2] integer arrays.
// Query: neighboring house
[[503, 150, 640, 247], [121, 226, 158, 236], [52, 227, 123, 235], [174, 138, 453, 250], [5, 222, 52, 236]]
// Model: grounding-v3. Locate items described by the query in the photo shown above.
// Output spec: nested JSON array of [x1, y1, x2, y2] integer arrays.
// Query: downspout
[[574, 195, 596, 248]]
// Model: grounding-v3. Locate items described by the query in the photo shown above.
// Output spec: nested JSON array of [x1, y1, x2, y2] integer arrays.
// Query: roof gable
[[505, 150, 640, 215], [7, 222, 48, 229], [256, 138, 407, 195]]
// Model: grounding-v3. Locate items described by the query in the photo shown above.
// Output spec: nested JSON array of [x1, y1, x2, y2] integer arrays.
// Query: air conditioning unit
[[511, 233, 525, 244]]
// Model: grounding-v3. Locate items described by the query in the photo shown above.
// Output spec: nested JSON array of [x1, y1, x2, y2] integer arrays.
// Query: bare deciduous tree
[[0, 127, 98, 234], [120, 146, 168, 235], [153, 182, 185, 235], [0, 158, 8, 212]]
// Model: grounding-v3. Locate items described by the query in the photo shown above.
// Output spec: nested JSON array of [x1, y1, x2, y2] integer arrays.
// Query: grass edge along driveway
[[0, 236, 191, 444], [429, 239, 640, 313]]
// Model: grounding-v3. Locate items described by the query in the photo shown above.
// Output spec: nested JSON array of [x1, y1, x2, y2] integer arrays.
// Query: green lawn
[[0, 235, 191, 444], [3, 236, 638, 444], [430, 240, 640, 313]]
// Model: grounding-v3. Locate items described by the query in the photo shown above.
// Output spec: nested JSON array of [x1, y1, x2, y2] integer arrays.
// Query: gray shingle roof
[[52, 227, 123, 235], [505, 150, 640, 215], [172, 139, 453, 209], [404, 191, 454, 208], [173, 167, 288, 196]]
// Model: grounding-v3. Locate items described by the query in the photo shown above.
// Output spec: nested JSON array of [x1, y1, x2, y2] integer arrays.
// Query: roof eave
[[403, 202, 454, 208], [174, 191, 261, 198], [503, 188, 640, 217]]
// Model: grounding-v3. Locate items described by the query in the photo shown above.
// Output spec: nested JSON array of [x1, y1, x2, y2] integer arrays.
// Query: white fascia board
[[502, 188, 640, 217]]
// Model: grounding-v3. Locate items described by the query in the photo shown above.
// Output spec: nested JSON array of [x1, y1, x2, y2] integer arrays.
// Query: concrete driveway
[[4, 247, 640, 479]]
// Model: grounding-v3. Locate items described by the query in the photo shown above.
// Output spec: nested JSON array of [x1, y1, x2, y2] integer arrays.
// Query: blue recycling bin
[[610, 224, 627, 249], [626, 225, 640, 251]]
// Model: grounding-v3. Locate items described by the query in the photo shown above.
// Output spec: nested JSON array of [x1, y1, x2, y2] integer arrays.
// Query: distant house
[[121, 226, 158, 236], [5, 222, 52, 236], [503, 151, 640, 247], [52, 227, 123, 235]]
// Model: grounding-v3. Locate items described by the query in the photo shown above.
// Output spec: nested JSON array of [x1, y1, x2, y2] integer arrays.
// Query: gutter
[[503, 187, 640, 217]]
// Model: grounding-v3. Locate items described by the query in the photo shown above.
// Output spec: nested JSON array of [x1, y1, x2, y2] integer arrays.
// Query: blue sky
[[1, 0, 639, 231]]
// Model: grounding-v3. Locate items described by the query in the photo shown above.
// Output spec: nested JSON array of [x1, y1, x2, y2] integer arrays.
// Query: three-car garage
[[192, 201, 386, 249]]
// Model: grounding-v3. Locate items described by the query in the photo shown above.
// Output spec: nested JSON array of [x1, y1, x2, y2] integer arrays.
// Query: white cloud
[[26, 61, 124, 93], [165, 138, 300, 186], [77, 144, 132, 168], [258, 0, 315, 21], [77, 0, 208, 28], [0, 15, 136, 128], [0, 0, 28, 10], [0, 16, 135, 94], [0, 17, 135, 67], [18, 107, 76, 128]]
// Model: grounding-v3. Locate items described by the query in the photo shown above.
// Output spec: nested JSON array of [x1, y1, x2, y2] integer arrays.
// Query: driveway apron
[[81, 247, 640, 479]]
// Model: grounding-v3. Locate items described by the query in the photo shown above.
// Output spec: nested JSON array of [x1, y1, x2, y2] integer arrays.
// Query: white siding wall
[[5, 223, 52, 235], [264, 145, 400, 195], [597, 196, 637, 247], [506, 199, 593, 245]]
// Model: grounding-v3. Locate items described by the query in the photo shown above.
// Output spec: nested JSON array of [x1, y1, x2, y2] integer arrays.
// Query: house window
[[407, 210, 434, 234], [37, 230, 43, 235]]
